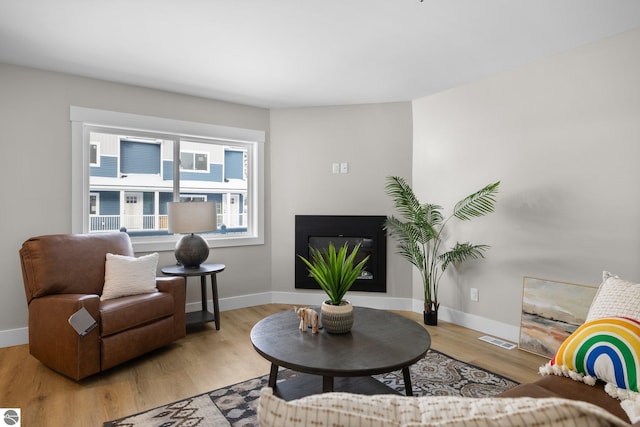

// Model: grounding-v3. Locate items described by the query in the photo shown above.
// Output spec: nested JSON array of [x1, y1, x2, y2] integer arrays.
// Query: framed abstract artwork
[[519, 276, 598, 358]]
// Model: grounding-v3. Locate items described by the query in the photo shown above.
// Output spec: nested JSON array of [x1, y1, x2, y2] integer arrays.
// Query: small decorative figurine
[[294, 306, 319, 334]]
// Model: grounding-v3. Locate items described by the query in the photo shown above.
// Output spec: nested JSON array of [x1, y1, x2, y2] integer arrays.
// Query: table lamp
[[168, 201, 217, 268]]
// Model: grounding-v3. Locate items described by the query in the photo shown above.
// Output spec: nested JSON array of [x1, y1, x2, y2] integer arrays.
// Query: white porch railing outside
[[90, 215, 169, 232], [89, 213, 245, 232]]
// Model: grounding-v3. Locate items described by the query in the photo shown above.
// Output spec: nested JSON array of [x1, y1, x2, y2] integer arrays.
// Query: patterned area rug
[[104, 349, 518, 427]]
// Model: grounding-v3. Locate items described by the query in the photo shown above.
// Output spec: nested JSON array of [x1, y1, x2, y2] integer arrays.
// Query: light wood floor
[[0, 304, 547, 426]]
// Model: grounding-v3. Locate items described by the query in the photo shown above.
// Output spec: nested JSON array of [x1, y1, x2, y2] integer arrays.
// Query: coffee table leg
[[402, 367, 413, 396], [322, 376, 334, 393], [269, 363, 279, 388]]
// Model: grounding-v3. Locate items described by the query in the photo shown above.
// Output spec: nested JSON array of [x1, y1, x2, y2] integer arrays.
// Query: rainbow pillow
[[540, 317, 640, 401]]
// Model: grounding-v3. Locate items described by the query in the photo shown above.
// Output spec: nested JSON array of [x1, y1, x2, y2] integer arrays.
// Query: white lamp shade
[[168, 201, 218, 234]]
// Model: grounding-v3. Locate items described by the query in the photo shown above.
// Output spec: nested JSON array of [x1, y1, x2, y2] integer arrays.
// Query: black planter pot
[[423, 310, 438, 326]]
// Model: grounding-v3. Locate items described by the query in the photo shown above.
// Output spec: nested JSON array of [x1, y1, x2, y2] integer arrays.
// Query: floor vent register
[[478, 335, 516, 350]]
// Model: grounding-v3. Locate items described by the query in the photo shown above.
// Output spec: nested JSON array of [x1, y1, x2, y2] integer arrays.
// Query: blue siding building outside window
[[88, 139, 248, 235], [162, 160, 224, 182], [162, 160, 173, 181], [90, 156, 118, 178], [143, 192, 155, 215], [159, 192, 173, 215], [100, 191, 120, 215], [181, 164, 223, 182], [225, 150, 244, 180], [120, 141, 161, 174]]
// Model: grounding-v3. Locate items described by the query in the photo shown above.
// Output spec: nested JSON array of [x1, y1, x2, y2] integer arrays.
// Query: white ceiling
[[1, 1, 640, 109]]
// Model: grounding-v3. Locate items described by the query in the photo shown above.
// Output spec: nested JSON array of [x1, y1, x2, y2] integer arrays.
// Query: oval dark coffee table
[[250, 306, 431, 400]]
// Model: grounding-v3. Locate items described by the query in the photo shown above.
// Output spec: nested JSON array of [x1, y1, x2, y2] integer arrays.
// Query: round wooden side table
[[161, 263, 225, 330]]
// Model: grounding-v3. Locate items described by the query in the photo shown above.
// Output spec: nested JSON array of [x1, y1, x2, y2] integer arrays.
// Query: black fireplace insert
[[295, 215, 387, 292]]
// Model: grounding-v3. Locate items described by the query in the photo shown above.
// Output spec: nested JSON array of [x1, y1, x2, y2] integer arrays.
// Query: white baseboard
[[1, 293, 519, 348], [411, 299, 520, 343], [186, 292, 273, 313], [0, 327, 28, 348], [438, 306, 521, 344], [188, 291, 415, 313]]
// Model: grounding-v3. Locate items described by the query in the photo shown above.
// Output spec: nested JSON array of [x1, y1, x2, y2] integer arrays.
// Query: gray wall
[[412, 27, 640, 337], [0, 64, 271, 337], [270, 104, 414, 302], [2, 25, 639, 345]]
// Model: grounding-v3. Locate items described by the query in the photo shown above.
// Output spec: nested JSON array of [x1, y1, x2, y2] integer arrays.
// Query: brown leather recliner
[[19, 232, 186, 380]]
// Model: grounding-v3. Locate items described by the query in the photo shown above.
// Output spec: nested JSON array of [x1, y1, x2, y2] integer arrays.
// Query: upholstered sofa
[[258, 271, 640, 426], [499, 374, 636, 425], [257, 387, 631, 426], [257, 366, 637, 426], [19, 232, 186, 380]]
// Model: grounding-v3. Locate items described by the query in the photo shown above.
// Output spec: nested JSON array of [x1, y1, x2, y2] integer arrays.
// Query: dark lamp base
[[175, 233, 209, 268]]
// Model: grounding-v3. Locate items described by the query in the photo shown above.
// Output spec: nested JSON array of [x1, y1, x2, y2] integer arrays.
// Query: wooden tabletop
[[250, 306, 431, 377], [160, 263, 225, 276]]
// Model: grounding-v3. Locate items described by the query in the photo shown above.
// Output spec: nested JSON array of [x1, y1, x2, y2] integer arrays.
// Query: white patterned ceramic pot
[[321, 300, 354, 334]]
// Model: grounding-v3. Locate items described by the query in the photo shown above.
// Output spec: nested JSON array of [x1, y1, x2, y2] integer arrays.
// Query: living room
[[1, 1, 640, 426]]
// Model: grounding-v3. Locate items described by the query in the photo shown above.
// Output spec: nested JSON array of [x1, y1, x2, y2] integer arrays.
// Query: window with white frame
[[71, 107, 265, 251], [89, 193, 99, 215], [90, 142, 100, 166], [180, 150, 209, 172]]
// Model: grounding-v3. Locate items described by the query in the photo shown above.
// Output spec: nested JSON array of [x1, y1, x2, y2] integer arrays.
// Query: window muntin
[[71, 106, 265, 250]]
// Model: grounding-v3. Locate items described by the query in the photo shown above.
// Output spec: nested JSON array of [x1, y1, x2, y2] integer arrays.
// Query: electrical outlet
[[470, 288, 479, 302], [340, 162, 349, 174]]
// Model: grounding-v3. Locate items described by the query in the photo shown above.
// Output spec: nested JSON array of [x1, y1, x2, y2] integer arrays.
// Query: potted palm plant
[[298, 242, 369, 334], [384, 176, 500, 325]]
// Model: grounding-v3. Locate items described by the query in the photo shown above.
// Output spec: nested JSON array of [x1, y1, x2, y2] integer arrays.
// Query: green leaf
[[439, 243, 490, 271], [453, 181, 500, 221], [297, 242, 370, 305], [385, 176, 427, 223]]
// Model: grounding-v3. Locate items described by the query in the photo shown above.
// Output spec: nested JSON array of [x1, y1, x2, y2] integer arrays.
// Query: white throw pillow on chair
[[101, 252, 159, 301]]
